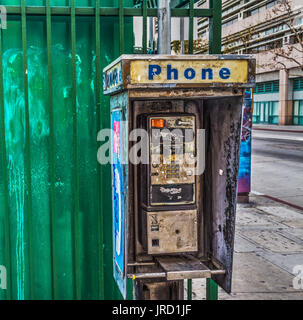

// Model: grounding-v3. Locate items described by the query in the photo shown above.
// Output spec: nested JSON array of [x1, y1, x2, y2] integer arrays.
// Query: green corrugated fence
[[0, 0, 221, 300]]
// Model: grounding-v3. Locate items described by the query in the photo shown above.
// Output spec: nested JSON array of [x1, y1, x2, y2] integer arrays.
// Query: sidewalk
[[189, 194, 303, 300], [253, 124, 303, 133]]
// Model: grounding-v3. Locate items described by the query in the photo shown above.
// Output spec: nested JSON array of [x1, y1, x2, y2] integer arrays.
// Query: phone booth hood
[[103, 55, 256, 299]]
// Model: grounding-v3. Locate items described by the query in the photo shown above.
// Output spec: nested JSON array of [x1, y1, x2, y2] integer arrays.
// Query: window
[[289, 32, 303, 45], [293, 101, 303, 125], [251, 8, 260, 16], [244, 7, 260, 18], [255, 81, 280, 94], [264, 24, 285, 36], [253, 101, 279, 124], [243, 11, 251, 18], [265, 82, 273, 92], [222, 17, 238, 28], [294, 78, 303, 91], [198, 30, 207, 38], [266, 0, 278, 9]]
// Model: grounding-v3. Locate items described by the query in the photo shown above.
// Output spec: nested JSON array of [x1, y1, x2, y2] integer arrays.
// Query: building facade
[[197, 0, 303, 125]]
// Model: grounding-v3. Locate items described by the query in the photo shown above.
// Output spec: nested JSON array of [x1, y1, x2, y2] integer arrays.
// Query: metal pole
[[149, 17, 154, 53], [180, 17, 184, 54], [158, 0, 171, 54]]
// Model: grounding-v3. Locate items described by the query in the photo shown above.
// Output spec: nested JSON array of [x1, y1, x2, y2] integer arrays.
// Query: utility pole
[[158, 0, 171, 54]]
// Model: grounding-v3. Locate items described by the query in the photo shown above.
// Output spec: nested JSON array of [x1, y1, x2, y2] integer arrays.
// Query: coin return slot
[[152, 239, 160, 247]]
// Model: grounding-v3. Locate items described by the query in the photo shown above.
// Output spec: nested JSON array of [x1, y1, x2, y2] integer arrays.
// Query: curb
[[253, 127, 303, 133], [261, 195, 303, 212]]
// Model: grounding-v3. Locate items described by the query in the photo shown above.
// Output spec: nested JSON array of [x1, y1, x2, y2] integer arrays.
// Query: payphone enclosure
[[104, 55, 256, 298]]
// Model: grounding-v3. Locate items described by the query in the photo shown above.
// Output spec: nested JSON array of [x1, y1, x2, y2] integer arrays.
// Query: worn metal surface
[[146, 210, 198, 254], [204, 96, 244, 293], [132, 100, 189, 259], [129, 87, 245, 99], [148, 115, 196, 203], [157, 255, 211, 280]]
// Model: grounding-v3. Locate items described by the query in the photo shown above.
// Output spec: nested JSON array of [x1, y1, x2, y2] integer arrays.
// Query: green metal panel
[[4, 5, 213, 19], [0, 20, 12, 302], [0, 0, 222, 300], [209, 0, 222, 54], [142, 0, 147, 54], [0, 0, 133, 300], [94, 0, 103, 300]]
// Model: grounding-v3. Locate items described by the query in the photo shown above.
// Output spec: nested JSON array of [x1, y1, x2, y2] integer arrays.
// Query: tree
[[171, 39, 208, 54], [223, 26, 255, 54], [267, 0, 303, 71]]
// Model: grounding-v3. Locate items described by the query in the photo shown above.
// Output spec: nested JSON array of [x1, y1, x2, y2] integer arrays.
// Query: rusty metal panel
[[204, 96, 244, 293], [146, 210, 198, 254]]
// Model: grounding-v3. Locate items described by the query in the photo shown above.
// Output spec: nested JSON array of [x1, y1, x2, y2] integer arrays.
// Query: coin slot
[[151, 225, 160, 232]]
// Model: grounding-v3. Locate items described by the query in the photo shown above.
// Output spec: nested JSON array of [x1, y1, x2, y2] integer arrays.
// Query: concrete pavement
[[189, 194, 303, 300]]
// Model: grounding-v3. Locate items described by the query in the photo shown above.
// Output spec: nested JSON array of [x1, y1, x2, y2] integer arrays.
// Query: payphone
[[138, 114, 198, 255], [103, 55, 256, 300]]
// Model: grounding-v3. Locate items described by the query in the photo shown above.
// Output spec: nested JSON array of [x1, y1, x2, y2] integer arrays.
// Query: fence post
[[209, 0, 222, 54]]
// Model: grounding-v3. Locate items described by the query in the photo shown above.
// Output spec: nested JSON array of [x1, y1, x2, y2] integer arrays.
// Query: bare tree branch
[[275, 51, 303, 69], [261, 0, 303, 71]]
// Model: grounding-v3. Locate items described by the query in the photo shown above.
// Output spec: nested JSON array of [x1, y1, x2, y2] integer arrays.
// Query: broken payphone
[[103, 55, 256, 300]]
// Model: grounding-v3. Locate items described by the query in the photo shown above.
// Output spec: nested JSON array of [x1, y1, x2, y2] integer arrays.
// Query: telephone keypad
[[149, 116, 196, 187]]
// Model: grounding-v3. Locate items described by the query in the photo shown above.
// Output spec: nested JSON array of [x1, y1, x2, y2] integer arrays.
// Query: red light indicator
[[152, 119, 164, 128]]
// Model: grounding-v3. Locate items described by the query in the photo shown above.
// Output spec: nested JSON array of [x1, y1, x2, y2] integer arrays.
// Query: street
[[252, 129, 303, 209]]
